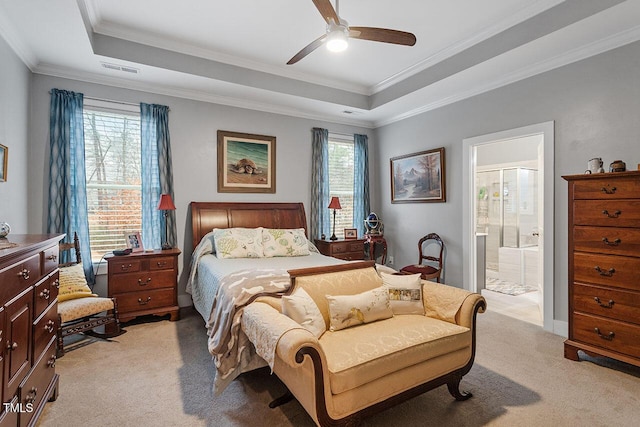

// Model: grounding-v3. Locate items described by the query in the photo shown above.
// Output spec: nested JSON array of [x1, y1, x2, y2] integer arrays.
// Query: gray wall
[[375, 40, 640, 322], [0, 36, 31, 232], [28, 75, 374, 302]]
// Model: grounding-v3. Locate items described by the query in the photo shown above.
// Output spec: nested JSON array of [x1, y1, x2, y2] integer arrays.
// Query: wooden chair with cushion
[[400, 232, 444, 282], [57, 232, 123, 357]]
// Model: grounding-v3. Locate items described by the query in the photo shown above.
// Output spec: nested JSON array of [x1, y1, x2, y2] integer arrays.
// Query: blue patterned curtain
[[140, 103, 175, 250], [47, 89, 94, 283], [353, 134, 370, 237], [310, 128, 330, 240]]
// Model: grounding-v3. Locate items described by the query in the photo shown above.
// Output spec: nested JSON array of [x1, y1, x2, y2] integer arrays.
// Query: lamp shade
[[328, 196, 342, 210], [157, 194, 176, 210]]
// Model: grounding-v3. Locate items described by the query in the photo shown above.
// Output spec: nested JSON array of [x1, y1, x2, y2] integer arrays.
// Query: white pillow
[[213, 227, 264, 258], [326, 286, 393, 331], [262, 228, 310, 257], [282, 288, 326, 338], [381, 272, 424, 315]]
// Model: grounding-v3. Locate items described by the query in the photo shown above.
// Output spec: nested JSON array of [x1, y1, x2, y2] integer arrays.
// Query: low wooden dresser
[[106, 248, 180, 329], [0, 234, 62, 426], [314, 239, 365, 261], [563, 171, 640, 367]]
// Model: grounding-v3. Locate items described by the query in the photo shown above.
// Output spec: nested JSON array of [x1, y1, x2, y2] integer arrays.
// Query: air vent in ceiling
[[100, 62, 139, 74]]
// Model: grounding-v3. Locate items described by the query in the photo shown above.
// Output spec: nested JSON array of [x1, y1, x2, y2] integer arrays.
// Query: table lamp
[[328, 196, 342, 241], [157, 194, 176, 250]]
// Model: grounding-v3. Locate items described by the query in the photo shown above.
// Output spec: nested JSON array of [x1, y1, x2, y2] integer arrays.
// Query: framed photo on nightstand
[[344, 228, 357, 239], [125, 232, 144, 252]]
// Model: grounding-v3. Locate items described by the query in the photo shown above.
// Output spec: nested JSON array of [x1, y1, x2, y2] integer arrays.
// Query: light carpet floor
[[38, 307, 640, 427]]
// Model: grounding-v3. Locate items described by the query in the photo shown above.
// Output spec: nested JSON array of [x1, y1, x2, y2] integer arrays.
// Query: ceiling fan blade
[[312, 0, 340, 24], [349, 27, 417, 46], [287, 34, 328, 65]]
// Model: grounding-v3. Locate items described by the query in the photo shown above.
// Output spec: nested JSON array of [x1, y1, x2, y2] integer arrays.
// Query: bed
[[187, 202, 347, 393]]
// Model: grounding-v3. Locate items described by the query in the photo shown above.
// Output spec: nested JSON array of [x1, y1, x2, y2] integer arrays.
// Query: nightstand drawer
[[108, 271, 176, 294], [334, 252, 362, 261], [114, 288, 176, 313], [149, 256, 175, 271], [109, 259, 142, 274]]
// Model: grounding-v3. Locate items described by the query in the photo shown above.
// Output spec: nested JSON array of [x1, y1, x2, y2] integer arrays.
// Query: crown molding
[[34, 63, 375, 129], [369, 0, 565, 95], [0, 4, 38, 70], [374, 23, 640, 128]]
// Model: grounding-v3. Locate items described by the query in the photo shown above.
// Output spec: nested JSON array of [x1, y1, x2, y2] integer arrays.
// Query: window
[[83, 101, 141, 261], [328, 135, 354, 237]]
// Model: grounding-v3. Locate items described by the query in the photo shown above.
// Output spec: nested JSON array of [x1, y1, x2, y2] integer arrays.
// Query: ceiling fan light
[[326, 30, 348, 52]]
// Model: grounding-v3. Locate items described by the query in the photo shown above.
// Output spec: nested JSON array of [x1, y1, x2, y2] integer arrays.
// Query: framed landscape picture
[[217, 130, 276, 193], [0, 144, 7, 182], [390, 147, 445, 203]]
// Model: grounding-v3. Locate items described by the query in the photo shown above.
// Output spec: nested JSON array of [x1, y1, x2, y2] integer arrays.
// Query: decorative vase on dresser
[[563, 171, 640, 367], [0, 234, 63, 426], [105, 248, 181, 332]]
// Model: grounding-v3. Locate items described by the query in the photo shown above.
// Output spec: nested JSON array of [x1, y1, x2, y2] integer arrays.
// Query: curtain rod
[[48, 92, 169, 110]]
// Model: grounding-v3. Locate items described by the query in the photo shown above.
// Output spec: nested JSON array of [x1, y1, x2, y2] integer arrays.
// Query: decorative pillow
[[326, 286, 393, 331], [262, 228, 310, 257], [282, 287, 326, 338], [213, 227, 264, 258], [381, 272, 424, 315], [58, 263, 97, 302]]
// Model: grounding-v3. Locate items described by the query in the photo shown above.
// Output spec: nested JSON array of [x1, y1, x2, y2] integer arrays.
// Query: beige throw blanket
[[207, 268, 290, 394]]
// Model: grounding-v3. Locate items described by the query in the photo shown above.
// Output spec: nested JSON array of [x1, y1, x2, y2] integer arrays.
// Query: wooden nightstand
[[315, 239, 365, 261], [106, 248, 181, 328]]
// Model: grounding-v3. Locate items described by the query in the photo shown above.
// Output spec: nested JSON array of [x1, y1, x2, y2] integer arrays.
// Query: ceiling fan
[[287, 0, 417, 65]]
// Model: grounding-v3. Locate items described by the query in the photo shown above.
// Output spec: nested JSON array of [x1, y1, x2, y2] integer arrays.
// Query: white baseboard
[[553, 320, 568, 338], [178, 294, 193, 308]]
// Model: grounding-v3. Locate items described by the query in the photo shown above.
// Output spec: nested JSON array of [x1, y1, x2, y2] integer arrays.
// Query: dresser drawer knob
[[594, 266, 615, 277], [24, 387, 38, 404], [7, 342, 18, 351], [602, 237, 621, 246], [121, 264, 133, 271], [157, 261, 167, 267], [54, 278, 60, 289], [138, 278, 152, 286], [46, 254, 58, 262], [593, 297, 615, 308], [47, 355, 57, 368], [44, 320, 56, 334], [601, 186, 617, 194], [39, 288, 51, 300], [16, 268, 30, 280], [138, 297, 152, 305], [601, 209, 621, 218], [594, 327, 615, 341]]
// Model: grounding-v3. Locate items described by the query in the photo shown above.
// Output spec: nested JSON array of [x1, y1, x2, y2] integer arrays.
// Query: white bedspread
[[186, 230, 346, 394]]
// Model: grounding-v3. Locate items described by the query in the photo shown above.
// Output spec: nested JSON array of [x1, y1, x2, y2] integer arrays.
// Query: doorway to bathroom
[[462, 122, 555, 332], [476, 143, 541, 325]]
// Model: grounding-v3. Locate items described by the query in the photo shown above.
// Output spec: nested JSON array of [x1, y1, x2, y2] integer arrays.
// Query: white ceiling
[[1, 0, 639, 128]]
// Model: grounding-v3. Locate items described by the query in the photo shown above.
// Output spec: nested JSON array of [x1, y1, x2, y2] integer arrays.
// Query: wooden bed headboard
[[190, 202, 308, 250]]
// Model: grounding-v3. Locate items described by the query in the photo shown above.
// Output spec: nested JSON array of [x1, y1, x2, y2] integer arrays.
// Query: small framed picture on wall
[[0, 144, 7, 182]]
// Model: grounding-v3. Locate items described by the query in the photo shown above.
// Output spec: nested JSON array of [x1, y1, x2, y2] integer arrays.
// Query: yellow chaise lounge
[[242, 261, 486, 426]]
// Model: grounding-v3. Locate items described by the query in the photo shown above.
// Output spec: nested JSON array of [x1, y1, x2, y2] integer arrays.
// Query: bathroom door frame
[[462, 121, 555, 332]]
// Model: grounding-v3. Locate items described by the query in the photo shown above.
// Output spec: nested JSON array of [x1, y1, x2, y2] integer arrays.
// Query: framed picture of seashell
[[217, 130, 276, 193]]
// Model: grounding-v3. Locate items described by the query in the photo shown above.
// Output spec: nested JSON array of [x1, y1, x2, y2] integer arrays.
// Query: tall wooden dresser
[[0, 234, 62, 426], [563, 171, 640, 367]]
